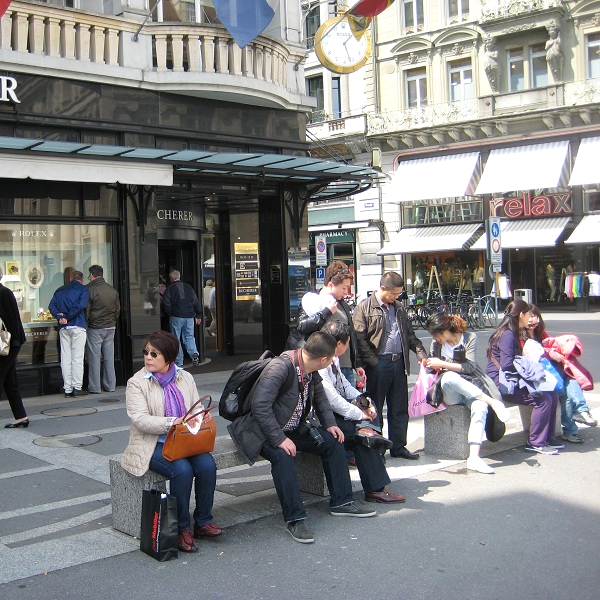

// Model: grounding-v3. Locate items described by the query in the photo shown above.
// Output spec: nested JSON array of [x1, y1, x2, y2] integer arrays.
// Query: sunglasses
[[337, 268, 350, 275], [142, 348, 161, 358]]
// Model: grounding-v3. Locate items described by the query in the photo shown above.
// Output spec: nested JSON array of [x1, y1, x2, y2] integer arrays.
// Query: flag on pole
[[346, 0, 396, 40], [213, 0, 275, 49], [0, 0, 12, 20]]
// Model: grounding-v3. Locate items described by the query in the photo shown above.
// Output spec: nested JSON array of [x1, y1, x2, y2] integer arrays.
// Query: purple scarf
[[153, 364, 186, 418]]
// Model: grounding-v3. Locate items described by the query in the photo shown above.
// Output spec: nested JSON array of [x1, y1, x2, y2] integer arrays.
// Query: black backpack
[[220, 350, 297, 421]]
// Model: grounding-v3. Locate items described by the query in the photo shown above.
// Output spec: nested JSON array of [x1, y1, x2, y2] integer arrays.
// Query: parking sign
[[488, 217, 502, 265], [315, 236, 327, 266]]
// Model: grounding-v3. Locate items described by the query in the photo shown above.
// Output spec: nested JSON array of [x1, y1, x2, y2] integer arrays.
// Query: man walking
[[49, 271, 89, 397], [162, 270, 202, 367], [228, 331, 376, 544], [86, 265, 120, 393], [353, 271, 427, 460]]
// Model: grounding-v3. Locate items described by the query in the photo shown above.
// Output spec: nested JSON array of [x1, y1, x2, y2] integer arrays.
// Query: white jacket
[[319, 357, 364, 421], [121, 367, 204, 476]]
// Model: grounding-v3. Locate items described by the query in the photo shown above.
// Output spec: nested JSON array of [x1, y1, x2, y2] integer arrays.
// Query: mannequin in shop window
[[546, 264, 556, 302], [472, 266, 485, 297]]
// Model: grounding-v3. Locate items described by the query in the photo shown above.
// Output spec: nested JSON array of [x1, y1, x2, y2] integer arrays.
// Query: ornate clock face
[[314, 17, 372, 74]]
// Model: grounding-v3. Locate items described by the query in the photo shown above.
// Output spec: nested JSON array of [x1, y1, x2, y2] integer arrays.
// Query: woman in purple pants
[[486, 300, 560, 456]]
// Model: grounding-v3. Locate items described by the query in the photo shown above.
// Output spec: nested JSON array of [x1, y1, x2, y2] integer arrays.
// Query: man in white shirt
[[319, 320, 406, 504]]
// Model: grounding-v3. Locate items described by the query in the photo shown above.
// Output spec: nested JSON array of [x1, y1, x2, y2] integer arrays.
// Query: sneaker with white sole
[[287, 520, 314, 544], [330, 502, 376, 518], [466, 456, 495, 474], [192, 353, 200, 367], [547, 439, 565, 450], [525, 443, 558, 455], [572, 412, 598, 427], [490, 400, 511, 423], [562, 433, 584, 444]]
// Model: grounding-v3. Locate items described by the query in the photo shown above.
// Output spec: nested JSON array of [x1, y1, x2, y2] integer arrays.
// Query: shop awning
[[569, 137, 600, 186], [470, 217, 571, 250], [377, 223, 482, 255], [475, 141, 569, 195], [385, 152, 480, 203], [0, 152, 173, 186], [565, 215, 600, 244]]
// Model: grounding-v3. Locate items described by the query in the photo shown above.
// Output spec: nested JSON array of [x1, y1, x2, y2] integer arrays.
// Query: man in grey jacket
[[86, 265, 120, 393], [228, 331, 376, 544]]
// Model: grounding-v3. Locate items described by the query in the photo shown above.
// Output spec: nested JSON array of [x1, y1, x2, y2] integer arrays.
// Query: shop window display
[[0, 224, 113, 366]]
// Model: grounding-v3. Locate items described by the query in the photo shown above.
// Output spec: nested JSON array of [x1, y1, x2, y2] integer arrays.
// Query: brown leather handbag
[[162, 395, 217, 461]]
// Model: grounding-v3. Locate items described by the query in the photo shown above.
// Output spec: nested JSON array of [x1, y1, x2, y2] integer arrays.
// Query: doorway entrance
[[158, 239, 202, 360]]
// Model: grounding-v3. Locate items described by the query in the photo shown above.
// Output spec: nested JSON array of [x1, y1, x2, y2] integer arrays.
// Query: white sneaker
[[490, 400, 511, 423], [466, 457, 495, 474]]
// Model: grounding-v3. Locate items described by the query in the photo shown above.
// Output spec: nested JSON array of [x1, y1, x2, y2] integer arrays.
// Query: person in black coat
[[0, 268, 28, 428], [228, 331, 376, 544]]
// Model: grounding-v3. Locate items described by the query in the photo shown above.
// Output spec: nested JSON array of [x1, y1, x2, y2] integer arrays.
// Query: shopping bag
[[0, 317, 11, 356], [140, 489, 179, 562], [409, 364, 446, 417], [539, 358, 564, 392]]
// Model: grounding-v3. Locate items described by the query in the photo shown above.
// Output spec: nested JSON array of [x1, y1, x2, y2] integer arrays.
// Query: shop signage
[[234, 242, 259, 300], [489, 192, 572, 219], [309, 230, 355, 243], [0, 76, 20, 103], [12, 229, 55, 237], [156, 209, 194, 222]]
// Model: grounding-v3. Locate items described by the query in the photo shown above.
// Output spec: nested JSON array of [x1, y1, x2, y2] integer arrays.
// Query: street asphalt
[[1, 312, 599, 599]]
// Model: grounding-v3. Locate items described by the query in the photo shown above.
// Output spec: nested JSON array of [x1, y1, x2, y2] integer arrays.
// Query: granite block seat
[[110, 437, 328, 538], [424, 403, 563, 460]]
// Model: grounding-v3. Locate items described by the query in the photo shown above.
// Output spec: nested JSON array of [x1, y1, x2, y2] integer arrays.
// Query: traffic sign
[[488, 217, 502, 264], [315, 235, 327, 266]]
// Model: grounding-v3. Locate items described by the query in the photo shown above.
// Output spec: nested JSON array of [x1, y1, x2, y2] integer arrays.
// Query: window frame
[[402, 0, 425, 34], [406, 67, 428, 109], [587, 32, 600, 79], [447, 0, 469, 24], [448, 59, 473, 102]]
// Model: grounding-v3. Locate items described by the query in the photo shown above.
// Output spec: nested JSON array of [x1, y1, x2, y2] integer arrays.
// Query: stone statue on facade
[[484, 37, 501, 93], [546, 20, 564, 82]]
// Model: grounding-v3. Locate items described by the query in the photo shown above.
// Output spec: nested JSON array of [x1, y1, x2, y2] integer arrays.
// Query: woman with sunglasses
[[121, 330, 221, 553], [486, 300, 560, 456], [425, 313, 509, 474]]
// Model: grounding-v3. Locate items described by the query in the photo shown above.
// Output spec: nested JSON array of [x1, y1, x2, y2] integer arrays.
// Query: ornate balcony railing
[[367, 100, 479, 135], [0, 2, 299, 106], [480, 0, 562, 22]]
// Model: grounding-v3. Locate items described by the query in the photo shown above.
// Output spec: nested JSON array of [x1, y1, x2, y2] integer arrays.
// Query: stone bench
[[110, 438, 327, 538], [424, 403, 563, 460]]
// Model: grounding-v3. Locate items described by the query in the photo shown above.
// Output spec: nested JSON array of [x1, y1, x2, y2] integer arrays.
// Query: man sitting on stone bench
[[228, 331, 376, 544]]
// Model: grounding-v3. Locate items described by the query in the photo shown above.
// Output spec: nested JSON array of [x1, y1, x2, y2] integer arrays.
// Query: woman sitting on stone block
[[121, 330, 222, 553], [425, 313, 509, 474]]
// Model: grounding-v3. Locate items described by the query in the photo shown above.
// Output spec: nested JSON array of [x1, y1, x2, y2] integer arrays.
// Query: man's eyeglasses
[[142, 348, 161, 358]]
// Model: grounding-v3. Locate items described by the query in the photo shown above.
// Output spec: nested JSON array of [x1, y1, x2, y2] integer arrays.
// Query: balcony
[[368, 100, 479, 135], [0, 1, 309, 110], [480, 0, 562, 22]]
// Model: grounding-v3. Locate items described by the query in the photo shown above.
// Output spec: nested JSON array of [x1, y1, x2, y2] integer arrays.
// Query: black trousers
[[0, 346, 26, 420], [335, 416, 390, 494]]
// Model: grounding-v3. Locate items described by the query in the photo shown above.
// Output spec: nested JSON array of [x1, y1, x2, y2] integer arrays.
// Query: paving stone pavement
[[2, 312, 599, 585]]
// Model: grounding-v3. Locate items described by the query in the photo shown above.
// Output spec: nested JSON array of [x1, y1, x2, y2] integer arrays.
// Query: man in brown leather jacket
[[353, 271, 427, 460]]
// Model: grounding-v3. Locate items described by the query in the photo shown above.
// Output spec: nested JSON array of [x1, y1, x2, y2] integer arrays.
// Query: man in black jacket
[[162, 270, 202, 367], [228, 331, 376, 544]]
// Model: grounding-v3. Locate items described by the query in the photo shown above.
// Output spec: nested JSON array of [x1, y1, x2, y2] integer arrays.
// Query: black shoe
[[390, 447, 420, 460], [64, 391, 74, 397], [5, 419, 29, 428], [71, 389, 89, 397], [192, 353, 200, 367], [355, 428, 393, 451], [286, 520, 314, 544]]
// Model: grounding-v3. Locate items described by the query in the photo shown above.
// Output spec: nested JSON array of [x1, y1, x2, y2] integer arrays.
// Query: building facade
[[0, 0, 382, 396], [305, 0, 600, 308], [370, 0, 600, 308]]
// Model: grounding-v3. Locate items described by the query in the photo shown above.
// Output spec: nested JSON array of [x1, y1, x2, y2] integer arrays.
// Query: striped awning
[[470, 217, 571, 249], [564, 215, 600, 244], [377, 223, 482, 255]]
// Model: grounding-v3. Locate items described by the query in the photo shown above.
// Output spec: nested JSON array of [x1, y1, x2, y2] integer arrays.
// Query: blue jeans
[[559, 376, 590, 436], [366, 358, 409, 450], [170, 317, 198, 367], [260, 427, 354, 522], [439, 371, 488, 445], [86, 328, 116, 393], [149, 443, 217, 532], [341, 367, 356, 387]]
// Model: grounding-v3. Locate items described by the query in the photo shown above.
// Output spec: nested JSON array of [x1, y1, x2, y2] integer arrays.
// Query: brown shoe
[[193, 522, 223, 538], [365, 488, 406, 504], [178, 528, 198, 552]]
